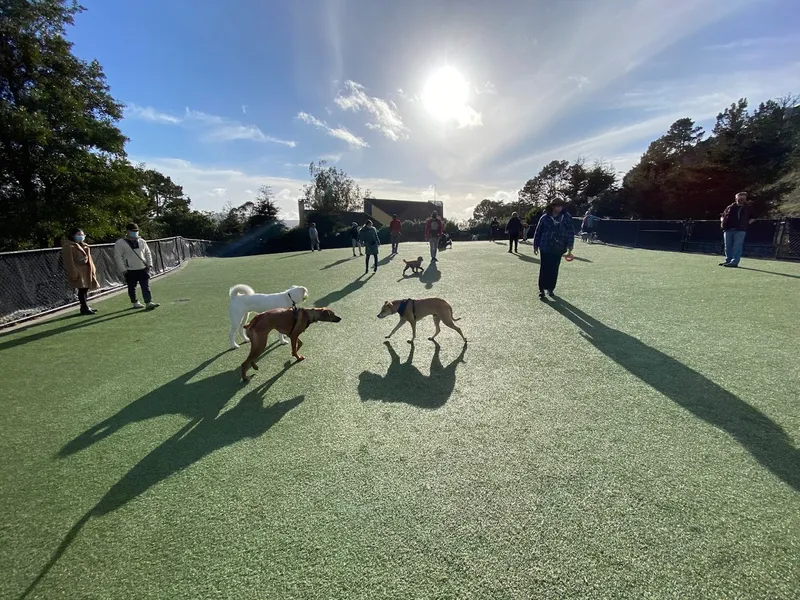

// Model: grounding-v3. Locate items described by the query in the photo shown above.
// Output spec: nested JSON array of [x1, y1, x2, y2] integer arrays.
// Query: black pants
[[77, 288, 89, 311], [508, 233, 518, 253], [126, 269, 152, 303], [538, 252, 562, 292], [365, 253, 378, 271]]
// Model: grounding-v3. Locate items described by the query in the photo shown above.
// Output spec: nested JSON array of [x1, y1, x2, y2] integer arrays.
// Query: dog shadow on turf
[[358, 341, 467, 409], [23, 360, 302, 600], [548, 299, 800, 492]]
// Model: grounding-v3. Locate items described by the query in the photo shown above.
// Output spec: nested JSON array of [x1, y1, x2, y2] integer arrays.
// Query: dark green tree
[[0, 0, 147, 249], [302, 161, 369, 213]]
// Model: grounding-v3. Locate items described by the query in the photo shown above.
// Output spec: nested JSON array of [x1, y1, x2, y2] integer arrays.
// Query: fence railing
[[0, 237, 219, 327], [585, 218, 800, 261]]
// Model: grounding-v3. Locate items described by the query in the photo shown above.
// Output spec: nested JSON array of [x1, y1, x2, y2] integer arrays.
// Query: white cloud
[[126, 104, 296, 147], [568, 75, 589, 91], [241, 104, 248, 115], [296, 111, 368, 148], [504, 61, 800, 176], [135, 157, 522, 224], [475, 81, 497, 95], [334, 80, 409, 141], [126, 104, 182, 124], [319, 153, 342, 163]]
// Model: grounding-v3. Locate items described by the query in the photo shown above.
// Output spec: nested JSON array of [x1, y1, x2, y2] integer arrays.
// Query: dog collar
[[398, 298, 414, 318], [288, 292, 296, 307]]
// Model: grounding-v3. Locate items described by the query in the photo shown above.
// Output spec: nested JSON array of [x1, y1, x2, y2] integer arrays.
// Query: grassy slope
[[1, 243, 798, 599]]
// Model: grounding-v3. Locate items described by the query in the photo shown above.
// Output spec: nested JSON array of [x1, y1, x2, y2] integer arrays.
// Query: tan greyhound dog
[[377, 298, 466, 344]]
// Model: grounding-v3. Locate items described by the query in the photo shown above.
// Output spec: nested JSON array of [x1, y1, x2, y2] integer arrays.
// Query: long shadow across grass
[[0, 309, 140, 351], [548, 299, 799, 492], [314, 272, 373, 307], [358, 341, 467, 409], [22, 357, 301, 599]]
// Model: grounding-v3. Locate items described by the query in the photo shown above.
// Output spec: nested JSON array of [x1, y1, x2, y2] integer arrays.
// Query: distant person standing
[[533, 199, 574, 300], [309, 222, 321, 251], [425, 210, 444, 262], [62, 228, 99, 315], [490, 217, 500, 242], [506, 212, 522, 253], [720, 192, 755, 268], [359, 219, 381, 273], [390, 214, 402, 255], [349, 222, 363, 257], [114, 223, 159, 310]]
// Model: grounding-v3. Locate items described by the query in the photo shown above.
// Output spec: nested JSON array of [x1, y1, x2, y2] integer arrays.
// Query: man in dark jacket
[[720, 192, 755, 268], [490, 217, 500, 242], [533, 199, 575, 300], [505, 212, 522, 253]]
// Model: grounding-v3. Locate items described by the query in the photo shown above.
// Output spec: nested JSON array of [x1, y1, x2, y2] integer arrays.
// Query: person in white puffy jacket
[[113, 223, 160, 310]]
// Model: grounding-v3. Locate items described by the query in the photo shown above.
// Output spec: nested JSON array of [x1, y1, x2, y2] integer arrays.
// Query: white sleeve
[[114, 240, 126, 273]]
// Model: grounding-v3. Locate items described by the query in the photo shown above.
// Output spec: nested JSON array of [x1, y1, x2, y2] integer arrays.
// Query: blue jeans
[[724, 230, 746, 265]]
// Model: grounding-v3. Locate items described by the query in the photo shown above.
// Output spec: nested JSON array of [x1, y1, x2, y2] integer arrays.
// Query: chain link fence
[[0, 237, 218, 328], [590, 219, 799, 261]]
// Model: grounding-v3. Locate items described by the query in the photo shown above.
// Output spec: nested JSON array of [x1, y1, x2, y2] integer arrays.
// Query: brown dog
[[377, 298, 466, 344], [402, 256, 424, 276], [240, 307, 342, 381]]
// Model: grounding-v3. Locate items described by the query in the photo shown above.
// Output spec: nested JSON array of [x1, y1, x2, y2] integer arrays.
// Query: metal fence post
[[774, 219, 785, 259]]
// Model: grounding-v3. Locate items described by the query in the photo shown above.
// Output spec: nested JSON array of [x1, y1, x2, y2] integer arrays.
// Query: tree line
[[473, 97, 800, 226]]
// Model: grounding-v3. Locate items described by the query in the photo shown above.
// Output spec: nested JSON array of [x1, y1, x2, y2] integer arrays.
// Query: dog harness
[[287, 292, 296, 307], [397, 298, 415, 319]]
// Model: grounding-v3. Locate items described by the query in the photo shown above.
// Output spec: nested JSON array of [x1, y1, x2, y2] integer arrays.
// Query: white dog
[[229, 284, 309, 349]]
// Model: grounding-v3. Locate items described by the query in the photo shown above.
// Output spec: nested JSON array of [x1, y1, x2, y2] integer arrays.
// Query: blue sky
[[69, 0, 800, 221]]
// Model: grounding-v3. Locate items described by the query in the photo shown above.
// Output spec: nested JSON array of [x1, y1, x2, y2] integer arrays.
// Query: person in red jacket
[[424, 210, 444, 262], [390, 214, 402, 255]]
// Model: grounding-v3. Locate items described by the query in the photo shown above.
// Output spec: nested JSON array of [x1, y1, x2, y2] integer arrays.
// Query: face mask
[[128, 231, 139, 239], [74, 235, 85, 243]]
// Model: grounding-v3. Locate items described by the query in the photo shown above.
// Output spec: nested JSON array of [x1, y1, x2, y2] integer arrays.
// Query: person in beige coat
[[62, 228, 99, 315]]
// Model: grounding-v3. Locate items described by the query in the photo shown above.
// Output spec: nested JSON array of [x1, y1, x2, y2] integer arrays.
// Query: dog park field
[[1, 242, 798, 599]]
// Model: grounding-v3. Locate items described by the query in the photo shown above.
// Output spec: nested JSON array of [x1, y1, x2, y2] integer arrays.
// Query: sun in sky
[[422, 65, 470, 122]]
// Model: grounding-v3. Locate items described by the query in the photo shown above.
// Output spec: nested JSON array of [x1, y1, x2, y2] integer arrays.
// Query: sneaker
[[131, 301, 144, 309], [80, 307, 98, 315], [539, 292, 546, 301], [547, 291, 555, 298], [718, 262, 730, 266], [145, 302, 160, 310], [724, 263, 739, 268]]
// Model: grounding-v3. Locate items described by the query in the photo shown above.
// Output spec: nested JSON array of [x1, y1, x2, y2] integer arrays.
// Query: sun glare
[[422, 66, 469, 122]]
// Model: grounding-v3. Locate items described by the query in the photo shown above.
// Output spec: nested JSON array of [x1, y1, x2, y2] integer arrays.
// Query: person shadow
[[57, 346, 282, 458], [0, 309, 140, 352], [314, 272, 373, 307], [738, 267, 800, 280], [358, 341, 467, 409], [516, 253, 540, 265], [419, 263, 442, 289], [378, 254, 396, 266], [23, 360, 302, 600], [320, 257, 355, 270], [547, 299, 799, 492]]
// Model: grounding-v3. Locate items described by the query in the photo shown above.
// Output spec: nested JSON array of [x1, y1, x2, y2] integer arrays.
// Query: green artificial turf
[[1, 242, 798, 599]]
